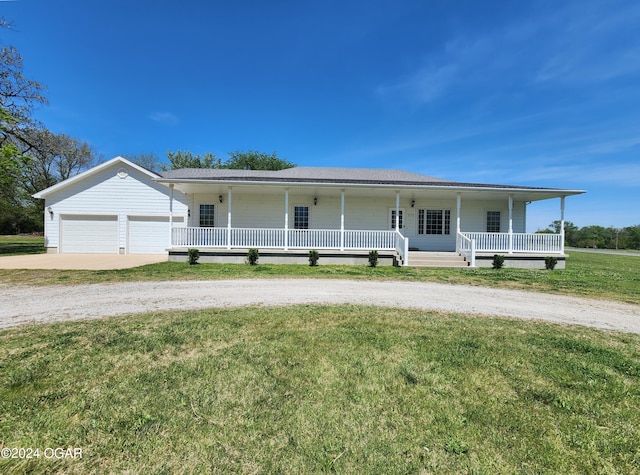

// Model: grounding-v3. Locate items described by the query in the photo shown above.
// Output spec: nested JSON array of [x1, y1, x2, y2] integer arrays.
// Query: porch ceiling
[[167, 181, 582, 203]]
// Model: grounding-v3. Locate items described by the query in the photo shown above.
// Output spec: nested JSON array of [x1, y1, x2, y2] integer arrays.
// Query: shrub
[[368, 250, 379, 267], [187, 248, 199, 265], [308, 249, 319, 266], [247, 248, 259, 265], [545, 256, 558, 270], [492, 254, 505, 269]]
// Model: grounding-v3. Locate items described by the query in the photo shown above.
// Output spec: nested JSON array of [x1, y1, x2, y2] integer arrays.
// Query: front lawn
[[1, 305, 638, 473], [0, 235, 44, 256]]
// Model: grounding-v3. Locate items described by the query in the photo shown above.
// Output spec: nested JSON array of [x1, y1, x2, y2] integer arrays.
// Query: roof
[[157, 166, 579, 193], [33, 156, 161, 199], [159, 166, 452, 184]]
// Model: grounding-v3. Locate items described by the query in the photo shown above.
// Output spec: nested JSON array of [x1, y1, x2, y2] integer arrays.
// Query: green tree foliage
[[162, 150, 222, 171], [0, 143, 29, 232], [541, 222, 640, 250], [225, 149, 294, 170], [0, 24, 95, 233], [162, 149, 294, 171], [0, 37, 48, 233]]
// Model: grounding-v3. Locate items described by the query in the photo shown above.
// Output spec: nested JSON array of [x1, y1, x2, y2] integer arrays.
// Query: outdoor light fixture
[[313, 197, 318, 206], [411, 199, 415, 208], [219, 195, 223, 203], [47, 206, 53, 217], [188, 209, 191, 218]]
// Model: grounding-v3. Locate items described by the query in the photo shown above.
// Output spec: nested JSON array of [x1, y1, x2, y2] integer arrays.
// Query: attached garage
[[60, 215, 119, 254], [127, 216, 183, 254], [33, 157, 190, 254]]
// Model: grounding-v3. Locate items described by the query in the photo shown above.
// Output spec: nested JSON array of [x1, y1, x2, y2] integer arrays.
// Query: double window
[[390, 209, 403, 229], [418, 209, 451, 235], [199, 204, 215, 227]]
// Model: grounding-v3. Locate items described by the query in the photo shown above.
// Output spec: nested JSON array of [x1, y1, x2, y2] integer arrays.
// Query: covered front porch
[[166, 184, 569, 267]]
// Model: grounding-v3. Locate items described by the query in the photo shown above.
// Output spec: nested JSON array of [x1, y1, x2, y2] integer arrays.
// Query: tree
[[548, 220, 579, 246], [0, 45, 47, 149], [0, 143, 29, 232], [124, 152, 161, 172], [20, 127, 95, 195], [224, 150, 294, 170], [161, 150, 222, 171], [162, 149, 295, 171], [0, 34, 48, 232], [0, 21, 96, 232]]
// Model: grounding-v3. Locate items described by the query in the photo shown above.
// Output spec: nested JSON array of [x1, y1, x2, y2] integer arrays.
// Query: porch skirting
[[169, 248, 400, 266]]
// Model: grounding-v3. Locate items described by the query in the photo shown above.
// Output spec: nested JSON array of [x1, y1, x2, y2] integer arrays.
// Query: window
[[199, 204, 215, 227], [294, 206, 309, 229], [487, 211, 501, 233], [418, 209, 451, 235], [390, 209, 403, 229]]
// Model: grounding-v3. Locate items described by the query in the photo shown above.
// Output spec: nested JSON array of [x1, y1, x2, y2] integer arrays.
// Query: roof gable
[[33, 156, 161, 199]]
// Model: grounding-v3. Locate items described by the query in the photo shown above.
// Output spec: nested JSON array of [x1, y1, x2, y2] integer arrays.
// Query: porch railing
[[461, 232, 563, 254], [456, 232, 476, 267], [172, 227, 409, 265], [456, 231, 564, 267]]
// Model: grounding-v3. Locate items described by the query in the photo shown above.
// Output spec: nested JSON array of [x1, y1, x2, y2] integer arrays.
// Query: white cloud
[[148, 112, 179, 126]]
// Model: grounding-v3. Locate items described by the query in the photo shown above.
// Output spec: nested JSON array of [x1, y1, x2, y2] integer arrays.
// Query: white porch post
[[284, 188, 289, 250], [227, 187, 232, 249], [340, 189, 345, 251], [395, 191, 400, 232], [508, 193, 513, 254], [169, 184, 174, 247], [560, 196, 566, 254], [456, 192, 461, 235]]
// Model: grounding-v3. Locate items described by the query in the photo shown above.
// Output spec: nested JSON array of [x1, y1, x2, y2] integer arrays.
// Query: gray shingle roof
[[159, 166, 453, 185]]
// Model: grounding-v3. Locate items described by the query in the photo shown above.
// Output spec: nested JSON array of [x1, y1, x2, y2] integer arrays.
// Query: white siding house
[[33, 157, 188, 254], [33, 156, 585, 267]]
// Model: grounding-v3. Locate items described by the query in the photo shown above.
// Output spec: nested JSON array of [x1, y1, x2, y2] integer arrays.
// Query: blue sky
[[3, 0, 639, 231]]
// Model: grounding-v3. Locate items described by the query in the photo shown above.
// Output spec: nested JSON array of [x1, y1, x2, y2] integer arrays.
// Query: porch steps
[[407, 251, 469, 268]]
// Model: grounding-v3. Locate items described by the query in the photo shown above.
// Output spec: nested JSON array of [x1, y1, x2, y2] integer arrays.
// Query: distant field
[[0, 235, 45, 256], [1, 305, 639, 474]]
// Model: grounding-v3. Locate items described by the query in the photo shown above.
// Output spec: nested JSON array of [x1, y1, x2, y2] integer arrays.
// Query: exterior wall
[[459, 200, 526, 234], [43, 162, 189, 253]]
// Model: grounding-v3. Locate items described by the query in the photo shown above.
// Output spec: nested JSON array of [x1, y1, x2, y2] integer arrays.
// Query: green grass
[[1, 250, 639, 304], [0, 235, 44, 256], [1, 305, 639, 474]]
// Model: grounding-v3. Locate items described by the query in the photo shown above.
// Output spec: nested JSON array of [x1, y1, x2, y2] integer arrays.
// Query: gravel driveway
[[1, 279, 638, 334]]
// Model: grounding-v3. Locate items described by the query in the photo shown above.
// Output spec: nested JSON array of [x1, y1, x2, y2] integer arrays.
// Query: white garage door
[[61, 215, 119, 254], [128, 216, 183, 254]]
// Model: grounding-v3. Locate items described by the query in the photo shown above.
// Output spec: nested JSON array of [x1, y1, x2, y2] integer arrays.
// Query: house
[[33, 156, 585, 268]]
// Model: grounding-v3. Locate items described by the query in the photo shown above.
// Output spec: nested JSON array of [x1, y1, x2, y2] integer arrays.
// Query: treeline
[[539, 221, 640, 250], [0, 17, 294, 234], [1, 19, 96, 234]]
